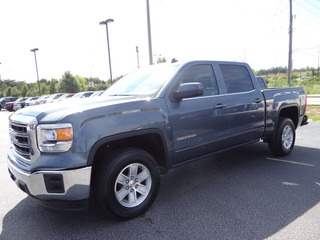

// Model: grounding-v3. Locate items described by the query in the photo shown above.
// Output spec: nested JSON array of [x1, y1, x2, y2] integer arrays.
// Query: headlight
[[37, 123, 73, 152]]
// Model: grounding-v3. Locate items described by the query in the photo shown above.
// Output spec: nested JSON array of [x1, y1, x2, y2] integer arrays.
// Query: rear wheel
[[94, 147, 160, 220], [268, 118, 296, 156]]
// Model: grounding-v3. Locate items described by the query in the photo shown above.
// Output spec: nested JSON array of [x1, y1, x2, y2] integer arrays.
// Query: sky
[[0, 0, 320, 83]]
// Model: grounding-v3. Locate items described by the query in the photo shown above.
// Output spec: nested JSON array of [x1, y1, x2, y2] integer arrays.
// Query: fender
[[87, 128, 171, 169], [276, 103, 299, 128]]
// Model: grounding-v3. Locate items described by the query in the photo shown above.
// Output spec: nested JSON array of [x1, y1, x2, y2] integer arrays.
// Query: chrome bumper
[[8, 159, 92, 201]]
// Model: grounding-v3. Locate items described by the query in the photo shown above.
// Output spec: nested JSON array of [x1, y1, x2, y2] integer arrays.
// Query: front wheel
[[94, 148, 160, 220], [268, 118, 296, 156]]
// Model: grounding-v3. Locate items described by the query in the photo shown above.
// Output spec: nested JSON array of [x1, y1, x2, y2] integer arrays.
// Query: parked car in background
[[72, 91, 94, 99], [58, 93, 75, 101], [45, 93, 65, 104], [5, 97, 28, 112], [50, 93, 75, 103], [34, 95, 50, 105], [89, 91, 104, 97], [0, 97, 17, 110], [24, 97, 39, 107], [256, 76, 268, 89], [13, 97, 38, 111]]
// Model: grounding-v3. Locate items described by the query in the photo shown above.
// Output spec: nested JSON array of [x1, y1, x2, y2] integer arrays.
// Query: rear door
[[216, 63, 265, 145], [166, 63, 229, 165]]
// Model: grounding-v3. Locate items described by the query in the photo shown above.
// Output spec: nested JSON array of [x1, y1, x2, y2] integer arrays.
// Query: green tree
[[156, 57, 167, 64], [6, 87, 12, 97], [49, 79, 57, 94], [21, 83, 29, 97], [40, 78, 49, 84], [58, 72, 80, 93], [1, 82, 8, 96], [11, 87, 20, 98], [40, 83, 48, 95], [26, 83, 39, 97], [252, 69, 258, 75], [75, 75, 88, 92]]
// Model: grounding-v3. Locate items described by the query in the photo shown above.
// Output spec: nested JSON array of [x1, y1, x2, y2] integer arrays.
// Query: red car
[[5, 97, 28, 112]]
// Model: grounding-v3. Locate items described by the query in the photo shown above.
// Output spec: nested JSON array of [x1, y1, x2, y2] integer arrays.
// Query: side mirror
[[172, 82, 204, 101]]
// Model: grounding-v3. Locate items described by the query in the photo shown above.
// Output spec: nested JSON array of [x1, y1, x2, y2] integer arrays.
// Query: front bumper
[[7, 159, 92, 201]]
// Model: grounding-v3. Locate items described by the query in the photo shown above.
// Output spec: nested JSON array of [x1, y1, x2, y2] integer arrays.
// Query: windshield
[[73, 92, 83, 98], [102, 63, 179, 97]]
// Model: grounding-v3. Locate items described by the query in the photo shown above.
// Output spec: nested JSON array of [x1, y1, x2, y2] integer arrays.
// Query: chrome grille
[[9, 121, 31, 160]]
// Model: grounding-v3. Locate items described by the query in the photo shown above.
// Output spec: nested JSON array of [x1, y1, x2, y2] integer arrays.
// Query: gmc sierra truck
[[7, 61, 308, 220]]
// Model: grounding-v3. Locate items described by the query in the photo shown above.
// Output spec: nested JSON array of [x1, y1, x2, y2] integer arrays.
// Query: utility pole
[[317, 51, 319, 77], [136, 46, 140, 68], [146, 0, 153, 65], [288, 0, 293, 86]]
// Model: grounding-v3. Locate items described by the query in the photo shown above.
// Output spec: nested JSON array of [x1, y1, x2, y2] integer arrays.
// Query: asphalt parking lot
[[0, 109, 319, 240]]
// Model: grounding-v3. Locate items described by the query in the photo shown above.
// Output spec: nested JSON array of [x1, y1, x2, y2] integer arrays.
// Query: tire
[[268, 118, 296, 156], [94, 147, 160, 220]]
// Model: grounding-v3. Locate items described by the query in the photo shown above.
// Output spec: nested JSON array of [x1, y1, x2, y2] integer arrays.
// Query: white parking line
[[266, 157, 314, 167]]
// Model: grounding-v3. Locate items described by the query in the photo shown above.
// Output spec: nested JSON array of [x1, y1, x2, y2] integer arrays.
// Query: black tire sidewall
[[96, 148, 160, 220], [270, 118, 295, 156]]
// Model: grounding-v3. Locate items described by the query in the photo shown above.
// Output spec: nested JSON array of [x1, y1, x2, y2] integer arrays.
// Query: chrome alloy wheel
[[114, 163, 152, 208], [281, 125, 294, 150]]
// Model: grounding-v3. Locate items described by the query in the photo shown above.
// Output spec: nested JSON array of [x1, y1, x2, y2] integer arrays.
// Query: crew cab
[[7, 61, 308, 220]]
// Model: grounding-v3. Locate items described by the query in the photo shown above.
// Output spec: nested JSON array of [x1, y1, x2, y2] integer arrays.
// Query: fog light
[[44, 174, 65, 193]]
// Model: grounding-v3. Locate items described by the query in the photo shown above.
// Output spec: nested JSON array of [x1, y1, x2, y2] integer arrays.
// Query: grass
[[264, 74, 320, 94], [306, 105, 320, 122]]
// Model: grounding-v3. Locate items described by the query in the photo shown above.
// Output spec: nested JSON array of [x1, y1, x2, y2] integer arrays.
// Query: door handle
[[254, 98, 262, 103], [214, 103, 227, 109]]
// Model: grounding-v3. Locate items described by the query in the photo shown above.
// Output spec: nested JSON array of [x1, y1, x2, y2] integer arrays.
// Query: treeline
[[0, 72, 121, 98], [257, 66, 318, 76]]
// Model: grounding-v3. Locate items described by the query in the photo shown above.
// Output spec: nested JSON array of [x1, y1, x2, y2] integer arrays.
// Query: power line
[[295, 0, 320, 18], [294, 45, 320, 51], [303, 0, 320, 11]]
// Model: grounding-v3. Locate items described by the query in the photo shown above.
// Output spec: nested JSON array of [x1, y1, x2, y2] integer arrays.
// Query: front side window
[[177, 65, 219, 96], [220, 65, 254, 93]]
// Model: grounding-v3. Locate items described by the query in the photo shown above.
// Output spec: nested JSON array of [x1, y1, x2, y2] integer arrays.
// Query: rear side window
[[178, 65, 219, 96], [220, 65, 254, 93]]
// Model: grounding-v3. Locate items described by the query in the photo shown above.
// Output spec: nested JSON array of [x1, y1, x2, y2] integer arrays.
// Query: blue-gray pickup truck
[[7, 61, 308, 220]]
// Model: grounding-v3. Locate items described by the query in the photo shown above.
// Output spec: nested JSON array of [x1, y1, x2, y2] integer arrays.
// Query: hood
[[14, 95, 141, 123]]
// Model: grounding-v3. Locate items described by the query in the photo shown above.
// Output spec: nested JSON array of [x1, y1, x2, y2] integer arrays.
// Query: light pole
[[30, 48, 41, 96], [136, 46, 140, 68], [100, 18, 114, 84]]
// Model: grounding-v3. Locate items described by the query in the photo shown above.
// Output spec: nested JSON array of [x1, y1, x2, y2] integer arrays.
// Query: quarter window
[[220, 65, 254, 93]]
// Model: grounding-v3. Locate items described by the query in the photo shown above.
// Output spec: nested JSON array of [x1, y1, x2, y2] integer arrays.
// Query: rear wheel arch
[[278, 105, 299, 129]]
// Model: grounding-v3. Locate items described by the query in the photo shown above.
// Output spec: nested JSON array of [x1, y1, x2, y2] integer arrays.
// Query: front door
[[166, 63, 228, 165]]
